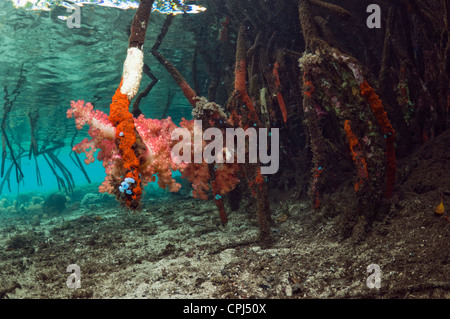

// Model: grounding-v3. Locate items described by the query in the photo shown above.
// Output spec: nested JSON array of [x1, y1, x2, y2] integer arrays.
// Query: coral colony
[[66, 100, 279, 207], [66, 0, 278, 236]]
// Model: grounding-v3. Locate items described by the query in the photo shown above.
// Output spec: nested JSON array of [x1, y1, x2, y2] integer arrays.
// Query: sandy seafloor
[[0, 131, 449, 299]]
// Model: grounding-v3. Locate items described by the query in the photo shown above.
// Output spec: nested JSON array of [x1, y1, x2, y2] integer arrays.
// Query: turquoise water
[[1, 153, 105, 195]]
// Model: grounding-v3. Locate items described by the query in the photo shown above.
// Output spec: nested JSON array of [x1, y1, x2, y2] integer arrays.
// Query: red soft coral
[[134, 115, 183, 192]]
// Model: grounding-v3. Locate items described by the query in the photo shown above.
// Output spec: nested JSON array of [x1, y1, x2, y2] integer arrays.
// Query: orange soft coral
[[108, 79, 142, 207], [234, 59, 261, 127], [344, 120, 369, 192], [360, 80, 396, 197], [360, 80, 395, 135], [302, 72, 315, 98], [273, 62, 288, 123]]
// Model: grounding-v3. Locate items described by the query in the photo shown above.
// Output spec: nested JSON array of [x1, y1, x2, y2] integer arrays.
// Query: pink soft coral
[[67, 100, 115, 138], [67, 101, 241, 204], [67, 100, 123, 194], [176, 118, 241, 199], [134, 115, 183, 192], [67, 100, 119, 168], [176, 118, 210, 199], [67, 100, 185, 197], [213, 163, 241, 195]]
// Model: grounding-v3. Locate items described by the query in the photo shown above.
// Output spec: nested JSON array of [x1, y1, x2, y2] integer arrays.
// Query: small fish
[[434, 197, 445, 215]]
